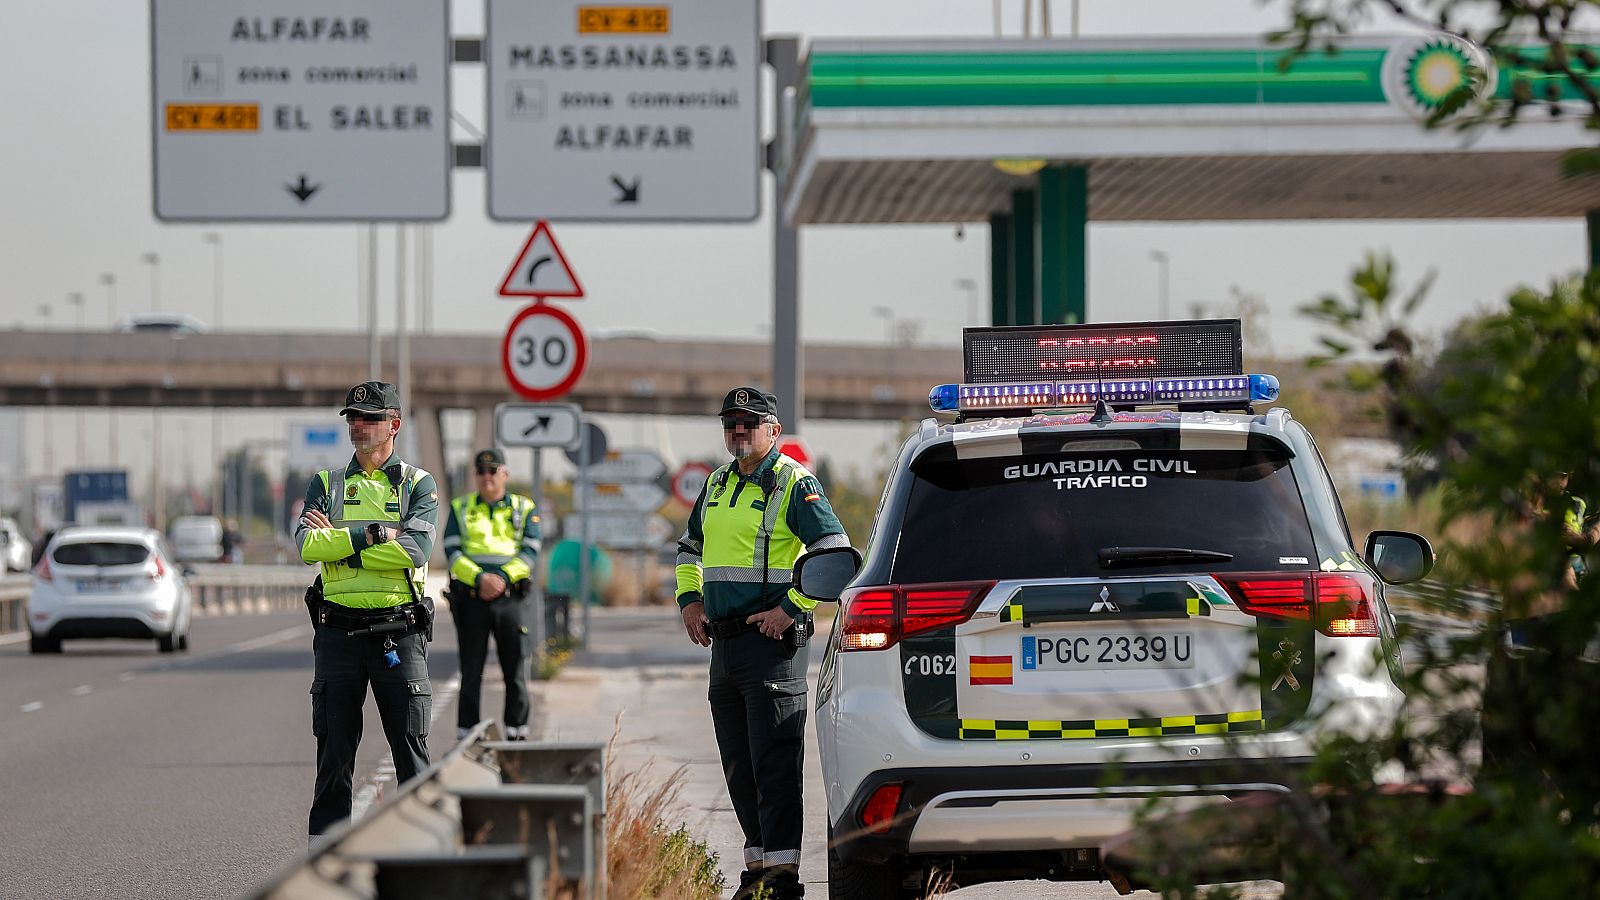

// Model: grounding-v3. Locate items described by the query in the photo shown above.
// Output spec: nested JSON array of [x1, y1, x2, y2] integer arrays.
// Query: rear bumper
[[832, 757, 1314, 864], [42, 617, 160, 640], [29, 591, 183, 639]]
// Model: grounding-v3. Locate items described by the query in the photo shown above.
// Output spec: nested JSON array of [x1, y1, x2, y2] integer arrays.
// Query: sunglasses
[[345, 412, 390, 424], [474, 465, 503, 476], [721, 414, 764, 431]]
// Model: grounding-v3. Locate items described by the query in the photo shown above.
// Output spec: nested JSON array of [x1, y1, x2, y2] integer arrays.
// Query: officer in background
[[442, 448, 542, 741], [676, 387, 850, 900], [295, 381, 440, 840]]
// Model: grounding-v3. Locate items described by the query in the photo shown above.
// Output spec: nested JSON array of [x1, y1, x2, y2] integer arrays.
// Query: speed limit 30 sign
[[501, 303, 588, 401]]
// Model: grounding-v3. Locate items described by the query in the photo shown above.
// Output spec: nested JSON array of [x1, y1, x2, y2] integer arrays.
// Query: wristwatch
[[365, 523, 388, 544]]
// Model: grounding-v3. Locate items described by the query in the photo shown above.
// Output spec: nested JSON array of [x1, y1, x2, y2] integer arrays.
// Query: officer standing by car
[[295, 382, 440, 840], [442, 448, 542, 741], [676, 387, 851, 900]]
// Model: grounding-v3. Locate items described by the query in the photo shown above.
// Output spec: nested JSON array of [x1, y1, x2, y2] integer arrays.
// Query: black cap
[[340, 381, 401, 416], [474, 448, 506, 469], [719, 386, 778, 417]]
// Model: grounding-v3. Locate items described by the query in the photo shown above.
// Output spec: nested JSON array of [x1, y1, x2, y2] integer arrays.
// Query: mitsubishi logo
[[1089, 586, 1120, 614]]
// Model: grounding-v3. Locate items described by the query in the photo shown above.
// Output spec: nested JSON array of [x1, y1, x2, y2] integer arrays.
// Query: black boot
[[731, 868, 765, 900], [764, 868, 805, 899]]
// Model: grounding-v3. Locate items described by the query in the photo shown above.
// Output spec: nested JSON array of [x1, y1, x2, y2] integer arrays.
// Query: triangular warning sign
[[498, 220, 585, 300]]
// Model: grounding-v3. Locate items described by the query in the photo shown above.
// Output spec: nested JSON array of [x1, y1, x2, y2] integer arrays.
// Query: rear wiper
[[1098, 546, 1235, 568]]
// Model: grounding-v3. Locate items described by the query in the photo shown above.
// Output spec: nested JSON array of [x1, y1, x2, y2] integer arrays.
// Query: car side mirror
[[792, 546, 863, 603], [1364, 530, 1434, 585]]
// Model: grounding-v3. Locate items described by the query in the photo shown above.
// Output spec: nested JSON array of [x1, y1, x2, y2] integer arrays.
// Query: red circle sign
[[501, 303, 588, 401], [670, 461, 714, 507]]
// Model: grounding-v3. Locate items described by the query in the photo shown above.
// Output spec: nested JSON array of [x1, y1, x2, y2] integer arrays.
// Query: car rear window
[[892, 432, 1316, 583], [52, 542, 151, 567]]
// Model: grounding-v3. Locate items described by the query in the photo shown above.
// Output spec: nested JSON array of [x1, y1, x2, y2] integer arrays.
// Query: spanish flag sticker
[[804, 493, 821, 502], [969, 655, 1013, 685]]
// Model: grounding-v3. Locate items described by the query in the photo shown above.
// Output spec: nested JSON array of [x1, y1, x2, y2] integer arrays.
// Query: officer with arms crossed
[[676, 387, 851, 900], [296, 382, 440, 840], [443, 448, 542, 741]]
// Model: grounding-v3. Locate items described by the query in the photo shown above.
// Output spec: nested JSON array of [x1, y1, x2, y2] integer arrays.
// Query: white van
[[168, 515, 224, 563]]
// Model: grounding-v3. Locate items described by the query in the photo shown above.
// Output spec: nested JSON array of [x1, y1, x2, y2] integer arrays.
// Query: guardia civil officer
[[676, 387, 850, 900], [296, 382, 440, 840], [442, 448, 542, 741]]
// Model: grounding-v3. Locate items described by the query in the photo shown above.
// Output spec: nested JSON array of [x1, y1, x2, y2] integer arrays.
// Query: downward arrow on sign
[[286, 174, 321, 203]]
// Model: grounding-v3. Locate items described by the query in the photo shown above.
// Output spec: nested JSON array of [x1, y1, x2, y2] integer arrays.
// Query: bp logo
[[1383, 34, 1495, 121]]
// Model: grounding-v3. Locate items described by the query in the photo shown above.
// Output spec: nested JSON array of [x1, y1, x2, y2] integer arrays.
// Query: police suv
[[812, 320, 1433, 897]]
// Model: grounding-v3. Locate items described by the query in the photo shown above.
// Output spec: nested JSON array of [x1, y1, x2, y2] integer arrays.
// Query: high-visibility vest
[[318, 464, 428, 608], [447, 493, 538, 585], [697, 455, 812, 609]]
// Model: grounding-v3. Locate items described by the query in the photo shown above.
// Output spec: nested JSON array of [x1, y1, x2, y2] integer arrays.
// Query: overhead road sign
[[583, 449, 668, 484], [496, 402, 583, 449], [484, 0, 762, 222], [669, 461, 712, 507], [151, 0, 451, 221], [576, 482, 669, 513], [498, 220, 585, 299], [564, 513, 674, 550], [501, 304, 589, 401]]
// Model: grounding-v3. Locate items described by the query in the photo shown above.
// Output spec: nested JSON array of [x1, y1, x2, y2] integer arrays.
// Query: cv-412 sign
[[485, 0, 761, 222]]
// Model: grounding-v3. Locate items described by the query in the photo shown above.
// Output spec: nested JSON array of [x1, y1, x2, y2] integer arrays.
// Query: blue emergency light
[[930, 320, 1279, 415]]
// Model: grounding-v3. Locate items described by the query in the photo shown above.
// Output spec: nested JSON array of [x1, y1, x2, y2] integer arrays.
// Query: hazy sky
[[1, 1, 1595, 514]]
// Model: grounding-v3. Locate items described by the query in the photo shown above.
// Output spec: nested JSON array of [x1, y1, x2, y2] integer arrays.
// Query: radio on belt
[[928, 318, 1280, 418]]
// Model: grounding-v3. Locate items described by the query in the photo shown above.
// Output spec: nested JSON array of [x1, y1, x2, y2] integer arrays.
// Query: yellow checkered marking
[[959, 709, 1264, 740], [1001, 598, 1023, 622]]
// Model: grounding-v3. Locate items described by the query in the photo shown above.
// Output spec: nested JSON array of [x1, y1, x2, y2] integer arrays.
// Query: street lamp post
[[954, 277, 981, 327], [1149, 249, 1171, 320], [68, 293, 85, 464], [99, 273, 117, 327], [203, 233, 223, 329], [142, 252, 161, 313]]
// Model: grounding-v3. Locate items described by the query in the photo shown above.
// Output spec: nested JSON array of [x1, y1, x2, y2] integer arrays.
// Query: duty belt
[[706, 615, 762, 641], [317, 599, 428, 637]]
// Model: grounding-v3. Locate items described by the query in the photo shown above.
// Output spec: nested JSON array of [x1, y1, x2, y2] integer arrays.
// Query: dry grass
[[597, 727, 726, 900]]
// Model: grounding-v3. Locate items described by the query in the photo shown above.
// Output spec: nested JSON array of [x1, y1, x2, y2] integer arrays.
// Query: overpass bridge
[[0, 329, 956, 493]]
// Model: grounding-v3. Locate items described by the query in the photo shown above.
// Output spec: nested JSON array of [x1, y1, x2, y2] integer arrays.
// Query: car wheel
[[157, 632, 178, 653], [827, 823, 907, 900], [28, 633, 61, 654], [178, 631, 190, 652]]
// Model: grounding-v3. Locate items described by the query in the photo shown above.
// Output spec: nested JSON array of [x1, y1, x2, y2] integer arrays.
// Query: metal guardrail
[[243, 722, 608, 900], [0, 564, 316, 635]]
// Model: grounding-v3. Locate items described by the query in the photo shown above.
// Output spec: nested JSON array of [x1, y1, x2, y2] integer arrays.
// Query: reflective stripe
[[750, 462, 794, 575], [703, 566, 792, 584], [328, 471, 346, 525], [677, 530, 703, 555], [404, 517, 435, 537], [807, 533, 850, 551], [676, 552, 701, 567], [442, 536, 462, 548], [764, 850, 800, 867], [397, 463, 414, 518], [743, 847, 765, 866]]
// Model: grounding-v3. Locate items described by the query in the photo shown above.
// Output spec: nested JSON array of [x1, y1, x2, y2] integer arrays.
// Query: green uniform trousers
[[308, 625, 432, 836], [709, 629, 810, 870], [450, 581, 533, 732]]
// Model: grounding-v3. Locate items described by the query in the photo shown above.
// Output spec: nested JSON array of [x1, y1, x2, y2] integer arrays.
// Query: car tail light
[[839, 582, 994, 651], [860, 783, 904, 835], [1214, 571, 1380, 638], [34, 556, 52, 582], [147, 556, 167, 582]]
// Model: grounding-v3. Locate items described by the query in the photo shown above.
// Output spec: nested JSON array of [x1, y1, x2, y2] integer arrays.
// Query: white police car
[[811, 320, 1433, 897]]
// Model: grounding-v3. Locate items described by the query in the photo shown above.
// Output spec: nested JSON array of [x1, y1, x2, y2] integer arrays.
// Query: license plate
[[76, 577, 124, 593], [1021, 631, 1195, 671]]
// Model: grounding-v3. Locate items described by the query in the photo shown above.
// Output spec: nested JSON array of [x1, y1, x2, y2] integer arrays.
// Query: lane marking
[[163, 625, 311, 670], [21, 701, 43, 713], [71, 685, 92, 697]]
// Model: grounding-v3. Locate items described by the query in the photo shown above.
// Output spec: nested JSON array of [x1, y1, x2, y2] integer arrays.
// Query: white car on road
[[814, 321, 1434, 897], [28, 526, 193, 654], [0, 516, 32, 572]]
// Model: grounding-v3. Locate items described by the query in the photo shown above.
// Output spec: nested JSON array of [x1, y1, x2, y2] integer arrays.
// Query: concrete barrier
[[242, 723, 608, 900]]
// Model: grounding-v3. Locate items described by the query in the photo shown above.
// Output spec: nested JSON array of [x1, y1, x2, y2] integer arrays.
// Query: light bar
[[928, 374, 1279, 414]]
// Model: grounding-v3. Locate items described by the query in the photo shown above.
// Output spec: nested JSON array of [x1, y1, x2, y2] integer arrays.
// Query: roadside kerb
[[242, 721, 608, 900]]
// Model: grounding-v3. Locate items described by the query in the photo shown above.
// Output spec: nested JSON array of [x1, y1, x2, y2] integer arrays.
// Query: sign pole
[[529, 446, 547, 676], [577, 425, 591, 649]]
